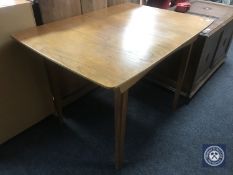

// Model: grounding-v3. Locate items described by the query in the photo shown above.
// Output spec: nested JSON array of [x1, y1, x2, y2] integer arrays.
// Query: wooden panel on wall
[[108, 0, 140, 7], [38, 0, 82, 23], [108, 0, 127, 6], [130, 0, 140, 4], [81, 0, 107, 13]]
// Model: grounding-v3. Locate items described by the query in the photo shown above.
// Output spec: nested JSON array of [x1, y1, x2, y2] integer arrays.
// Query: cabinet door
[[212, 22, 233, 67], [194, 32, 221, 83]]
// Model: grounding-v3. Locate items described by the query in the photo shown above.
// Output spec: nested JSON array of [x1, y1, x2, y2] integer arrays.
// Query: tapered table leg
[[173, 43, 193, 111], [44, 60, 64, 121], [114, 89, 128, 169]]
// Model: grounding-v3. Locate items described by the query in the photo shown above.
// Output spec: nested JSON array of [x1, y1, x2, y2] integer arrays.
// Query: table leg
[[173, 43, 193, 111], [44, 60, 64, 121], [114, 89, 128, 169]]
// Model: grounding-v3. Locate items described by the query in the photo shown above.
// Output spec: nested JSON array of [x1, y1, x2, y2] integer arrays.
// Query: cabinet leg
[[114, 89, 128, 169], [173, 44, 193, 111]]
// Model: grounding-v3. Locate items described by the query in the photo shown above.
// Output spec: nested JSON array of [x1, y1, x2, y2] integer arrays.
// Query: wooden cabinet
[[147, 1, 233, 99], [0, 1, 54, 144]]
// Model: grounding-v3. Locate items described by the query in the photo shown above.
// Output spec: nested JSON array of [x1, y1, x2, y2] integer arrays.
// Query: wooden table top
[[12, 3, 213, 92]]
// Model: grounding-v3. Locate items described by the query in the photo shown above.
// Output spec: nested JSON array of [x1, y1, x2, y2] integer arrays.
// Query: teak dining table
[[12, 3, 212, 169]]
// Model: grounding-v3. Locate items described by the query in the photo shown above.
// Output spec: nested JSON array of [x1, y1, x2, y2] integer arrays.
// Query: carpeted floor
[[0, 41, 233, 175]]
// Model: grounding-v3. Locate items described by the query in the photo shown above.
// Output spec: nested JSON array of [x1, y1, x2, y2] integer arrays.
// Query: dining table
[[12, 2, 213, 169]]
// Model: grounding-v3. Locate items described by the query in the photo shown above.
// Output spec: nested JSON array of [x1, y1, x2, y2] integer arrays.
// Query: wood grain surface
[[12, 3, 213, 92], [38, 0, 82, 23], [81, 0, 107, 13], [108, 0, 128, 6]]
